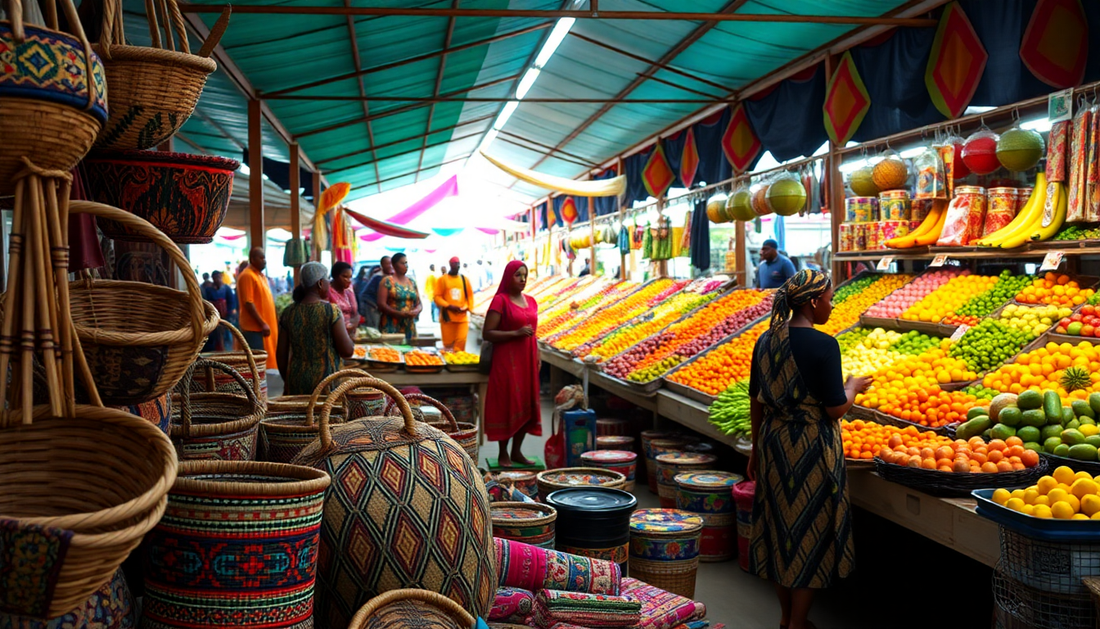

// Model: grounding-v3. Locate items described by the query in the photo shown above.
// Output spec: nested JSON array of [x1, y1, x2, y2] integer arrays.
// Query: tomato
[[1083, 305, 1096, 316]]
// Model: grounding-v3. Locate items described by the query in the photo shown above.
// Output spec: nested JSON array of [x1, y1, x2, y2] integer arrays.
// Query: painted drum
[[597, 435, 635, 451], [646, 438, 687, 494], [731, 481, 757, 572], [674, 471, 745, 562], [654, 452, 718, 509], [596, 418, 630, 437], [580, 449, 638, 492], [547, 488, 637, 575], [629, 509, 704, 599], [491, 502, 557, 549], [493, 470, 539, 501], [536, 468, 626, 502]]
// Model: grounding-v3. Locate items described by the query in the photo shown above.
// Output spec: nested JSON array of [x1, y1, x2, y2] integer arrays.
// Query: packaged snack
[[984, 188, 1019, 237], [937, 191, 984, 247], [914, 147, 946, 199], [1046, 120, 1070, 183]]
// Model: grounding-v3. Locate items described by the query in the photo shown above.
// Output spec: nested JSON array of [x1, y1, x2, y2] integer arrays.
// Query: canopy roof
[[155, 0, 927, 204]]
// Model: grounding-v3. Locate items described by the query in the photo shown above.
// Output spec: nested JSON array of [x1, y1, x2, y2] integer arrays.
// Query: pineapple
[[1062, 366, 1091, 392]]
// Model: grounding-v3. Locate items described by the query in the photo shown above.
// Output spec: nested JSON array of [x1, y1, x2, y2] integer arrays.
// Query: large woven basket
[[0, 0, 107, 195], [91, 0, 225, 150], [68, 201, 219, 405], [142, 460, 330, 629], [386, 392, 478, 464], [348, 589, 475, 629], [0, 405, 177, 619], [258, 368, 368, 463], [191, 320, 267, 402], [292, 377, 496, 628], [170, 358, 263, 461]]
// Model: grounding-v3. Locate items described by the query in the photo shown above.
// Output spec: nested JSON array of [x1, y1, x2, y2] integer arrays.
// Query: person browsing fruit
[[236, 248, 278, 370], [327, 261, 360, 337], [755, 239, 797, 289], [276, 262, 354, 395], [747, 269, 871, 629], [434, 257, 475, 352]]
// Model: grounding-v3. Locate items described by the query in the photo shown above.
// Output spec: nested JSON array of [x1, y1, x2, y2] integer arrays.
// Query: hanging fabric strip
[[480, 151, 626, 197]]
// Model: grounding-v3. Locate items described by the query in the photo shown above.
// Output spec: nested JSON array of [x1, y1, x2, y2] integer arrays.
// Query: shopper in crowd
[[276, 262, 354, 395], [425, 264, 439, 322], [434, 256, 474, 352], [361, 256, 392, 329], [200, 272, 213, 295], [328, 261, 360, 337], [475, 259, 491, 290], [236, 248, 279, 370], [377, 252, 422, 342], [202, 270, 237, 352], [356, 265, 378, 325], [755, 238, 797, 289], [578, 257, 591, 277], [747, 269, 870, 629], [482, 260, 541, 468]]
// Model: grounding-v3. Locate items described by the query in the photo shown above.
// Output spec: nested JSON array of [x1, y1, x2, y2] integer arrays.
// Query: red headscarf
[[496, 260, 528, 296]]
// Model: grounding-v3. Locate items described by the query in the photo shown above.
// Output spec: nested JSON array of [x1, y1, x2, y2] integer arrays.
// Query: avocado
[[1064, 407, 1077, 425], [1018, 390, 1044, 410], [1022, 409, 1049, 428], [1041, 424, 1064, 441], [1047, 391, 1065, 422], [1024, 442, 1044, 452], [1074, 400, 1097, 419], [1045, 436, 1063, 453], [991, 424, 1017, 441], [982, 429, 992, 441], [1086, 435, 1100, 448], [1069, 444, 1100, 461], [1082, 417, 1097, 426], [1055, 444, 1073, 458], [968, 406, 990, 420], [1018, 426, 1042, 443], [1062, 429, 1086, 445], [1091, 392, 1100, 415], [998, 407, 1023, 427], [1067, 419, 1082, 431], [956, 416, 992, 440]]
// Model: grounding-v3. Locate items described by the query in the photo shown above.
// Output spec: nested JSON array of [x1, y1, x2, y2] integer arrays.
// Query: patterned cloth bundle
[[532, 590, 641, 629], [494, 539, 621, 595], [490, 588, 536, 624], [620, 577, 707, 629]]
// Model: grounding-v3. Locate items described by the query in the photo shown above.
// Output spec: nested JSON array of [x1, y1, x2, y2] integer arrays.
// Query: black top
[[749, 327, 846, 408]]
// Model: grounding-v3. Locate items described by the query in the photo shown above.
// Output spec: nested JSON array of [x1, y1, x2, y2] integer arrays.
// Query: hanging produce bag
[[914, 147, 946, 200], [937, 140, 956, 198], [1068, 106, 1092, 222], [1087, 104, 1100, 222], [619, 225, 630, 255]]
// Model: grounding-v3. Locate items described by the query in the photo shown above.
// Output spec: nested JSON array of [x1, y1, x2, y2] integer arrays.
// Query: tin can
[[879, 220, 910, 247], [983, 187, 1019, 237], [955, 186, 987, 244], [911, 198, 934, 223], [839, 224, 855, 252], [853, 223, 868, 252], [864, 222, 881, 250], [879, 190, 911, 221], [845, 197, 875, 223], [1017, 188, 1034, 206], [908, 219, 923, 234]]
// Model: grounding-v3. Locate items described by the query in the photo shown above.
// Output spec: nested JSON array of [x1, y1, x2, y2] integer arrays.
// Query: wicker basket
[[0, 1, 107, 195], [142, 460, 331, 629], [170, 358, 263, 461], [629, 509, 704, 599], [490, 501, 557, 549], [348, 589, 475, 629], [873, 456, 1049, 498], [536, 467, 626, 502], [387, 392, 479, 464], [92, 0, 226, 151], [0, 405, 177, 619], [258, 368, 368, 463], [68, 201, 219, 405], [192, 320, 267, 402]]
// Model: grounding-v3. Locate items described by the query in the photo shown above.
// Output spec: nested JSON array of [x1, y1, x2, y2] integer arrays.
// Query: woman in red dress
[[483, 260, 542, 467]]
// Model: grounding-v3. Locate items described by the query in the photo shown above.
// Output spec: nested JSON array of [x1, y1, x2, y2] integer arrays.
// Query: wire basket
[[873, 456, 1048, 498], [994, 568, 1096, 629], [998, 526, 1100, 595]]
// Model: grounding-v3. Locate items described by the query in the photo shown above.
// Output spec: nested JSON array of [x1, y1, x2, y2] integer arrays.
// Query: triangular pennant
[[642, 144, 675, 198], [680, 127, 700, 189], [823, 51, 871, 145], [1020, 0, 1088, 89], [546, 202, 557, 228], [925, 2, 987, 119], [721, 104, 762, 174], [560, 197, 578, 224]]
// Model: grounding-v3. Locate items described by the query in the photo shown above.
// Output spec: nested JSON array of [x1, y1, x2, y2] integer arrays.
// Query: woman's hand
[[517, 325, 535, 337], [845, 375, 873, 394]]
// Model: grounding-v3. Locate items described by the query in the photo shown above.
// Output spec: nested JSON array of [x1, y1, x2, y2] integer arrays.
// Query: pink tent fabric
[[359, 175, 458, 242]]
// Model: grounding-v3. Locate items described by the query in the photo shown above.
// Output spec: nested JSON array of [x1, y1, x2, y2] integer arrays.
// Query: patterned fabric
[[749, 269, 853, 589], [620, 577, 706, 629], [142, 478, 327, 628], [378, 276, 419, 342], [493, 539, 620, 596], [118, 390, 172, 435], [532, 590, 640, 629], [0, 23, 108, 121], [293, 421, 496, 628], [0, 568, 135, 629], [328, 286, 358, 331], [489, 588, 535, 624], [0, 520, 72, 618], [78, 343, 168, 406], [278, 301, 343, 395]]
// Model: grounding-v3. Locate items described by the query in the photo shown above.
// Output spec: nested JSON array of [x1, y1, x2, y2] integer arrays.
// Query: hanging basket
[[0, 0, 107, 195], [0, 405, 177, 620], [191, 319, 268, 402], [170, 358, 263, 461], [67, 201, 219, 405], [385, 392, 479, 464], [348, 589, 475, 629], [258, 368, 368, 463]]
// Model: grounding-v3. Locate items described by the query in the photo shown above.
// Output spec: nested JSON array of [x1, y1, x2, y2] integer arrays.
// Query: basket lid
[[580, 450, 637, 464], [655, 452, 717, 466], [629, 508, 704, 533], [546, 487, 637, 513], [494, 470, 536, 482], [597, 436, 634, 445], [491, 503, 556, 522], [540, 469, 621, 487], [674, 470, 744, 490]]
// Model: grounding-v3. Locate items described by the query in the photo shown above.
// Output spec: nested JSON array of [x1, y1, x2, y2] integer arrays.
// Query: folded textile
[[490, 588, 536, 624], [533, 590, 641, 629], [494, 539, 621, 595], [620, 578, 706, 629]]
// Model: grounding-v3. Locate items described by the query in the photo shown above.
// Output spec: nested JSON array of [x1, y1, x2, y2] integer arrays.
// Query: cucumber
[[1022, 409, 1048, 427], [1064, 407, 1076, 425], [1091, 392, 1100, 416], [1018, 390, 1043, 410], [1074, 400, 1097, 419], [956, 416, 992, 441], [1046, 391, 1065, 422], [968, 406, 990, 420]]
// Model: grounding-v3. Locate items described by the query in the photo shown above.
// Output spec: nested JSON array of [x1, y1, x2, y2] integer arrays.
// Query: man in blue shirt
[[755, 239, 797, 289]]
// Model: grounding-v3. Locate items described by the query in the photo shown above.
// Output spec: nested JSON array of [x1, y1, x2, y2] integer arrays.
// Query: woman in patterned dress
[[275, 262, 355, 395], [377, 252, 422, 342], [746, 269, 870, 629]]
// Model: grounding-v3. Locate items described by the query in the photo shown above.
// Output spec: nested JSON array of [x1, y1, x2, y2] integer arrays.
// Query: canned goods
[[956, 186, 987, 243], [911, 198, 934, 223], [845, 197, 876, 223], [909, 219, 923, 234], [880, 220, 910, 245], [839, 224, 855, 252], [879, 190, 911, 221], [864, 222, 881, 250], [984, 187, 1019, 237], [853, 223, 868, 252]]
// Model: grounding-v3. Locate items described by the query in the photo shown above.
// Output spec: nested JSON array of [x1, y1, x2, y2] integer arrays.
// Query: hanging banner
[[642, 143, 675, 198], [560, 197, 579, 224], [680, 127, 700, 188], [381, 175, 458, 225], [925, 2, 987, 118], [345, 207, 430, 240], [823, 51, 871, 145], [1020, 0, 1088, 89], [480, 151, 626, 196], [721, 103, 762, 174]]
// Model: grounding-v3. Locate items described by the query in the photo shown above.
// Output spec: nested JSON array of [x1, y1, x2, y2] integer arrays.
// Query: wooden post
[[588, 197, 596, 276], [735, 218, 747, 287], [824, 54, 844, 280], [312, 170, 322, 261], [530, 205, 536, 272], [656, 195, 667, 278], [618, 159, 627, 281], [289, 142, 302, 284], [248, 98, 265, 253]]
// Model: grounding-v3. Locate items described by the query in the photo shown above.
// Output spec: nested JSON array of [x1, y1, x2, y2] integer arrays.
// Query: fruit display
[[1053, 224, 1100, 241], [884, 198, 947, 248], [766, 177, 807, 216], [878, 433, 1040, 474], [442, 351, 479, 365], [816, 274, 913, 335], [980, 341, 1100, 401], [997, 127, 1045, 172], [854, 345, 985, 427], [708, 380, 751, 437], [849, 166, 879, 197], [900, 272, 997, 323], [1055, 305, 1100, 336], [667, 320, 768, 395], [948, 319, 1033, 374], [991, 466, 1100, 520], [864, 269, 962, 318], [997, 304, 1070, 338], [548, 279, 683, 350], [843, 420, 952, 461], [837, 327, 941, 379], [1016, 272, 1094, 306], [940, 270, 1035, 327], [872, 152, 908, 190], [973, 174, 1068, 249], [537, 280, 638, 339], [405, 350, 444, 366], [973, 390, 1100, 460], [369, 347, 402, 363]]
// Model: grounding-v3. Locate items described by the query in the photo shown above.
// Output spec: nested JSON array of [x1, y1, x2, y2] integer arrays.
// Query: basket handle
[[69, 201, 207, 351], [318, 377, 414, 451], [175, 357, 262, 441], [215, 319, 261, 399], [163, 0, 190, 54], [348, 589, 475, 629], [385, 392, 458, 432], [196, 5, 230, 58], [304, 367, 370, 428]]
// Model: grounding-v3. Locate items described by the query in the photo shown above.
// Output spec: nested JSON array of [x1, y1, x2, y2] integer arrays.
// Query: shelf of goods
[[536, 279, 641, 340], [543, 279, 693, 351]]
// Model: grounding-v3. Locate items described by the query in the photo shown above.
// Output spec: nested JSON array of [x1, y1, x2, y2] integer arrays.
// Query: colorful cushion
[[489, 588, 535, 624], [494, 539, 621, 595], [621, 577, 706, 629], [533, 590, 640, 629]]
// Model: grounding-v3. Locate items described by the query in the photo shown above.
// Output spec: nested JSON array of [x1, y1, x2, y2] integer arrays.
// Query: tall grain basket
[[141, 461, 331, 629], [258, 368, 369, 463], [0, 405, 177, 619], [629, 509, 704, 599], [348, 590, 475, 629], [170, 358, 263, 461], [193, 320, 267, 402], [386, 392, 478, 464]]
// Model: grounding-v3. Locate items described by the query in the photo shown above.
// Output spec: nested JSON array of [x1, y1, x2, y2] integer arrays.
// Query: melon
[[751, 184, 772, 216], [849, 166, 880, 196], [997, 128, 1045, 172], [948, 137, 971, 178], [962, 129, 1000, 175], [872, 154, 908, 191], [727, 189, 754, 221], [767, 178, 807, 216], [706, 193, 728, 223]]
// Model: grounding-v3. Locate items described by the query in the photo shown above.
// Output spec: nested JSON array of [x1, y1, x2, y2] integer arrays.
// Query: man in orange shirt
[[434, 256, 474, 352], [236, 247, 279, 370]]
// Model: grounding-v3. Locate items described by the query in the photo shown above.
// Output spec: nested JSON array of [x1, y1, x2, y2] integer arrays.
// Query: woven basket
[[0, 405, 177, 619], [292, 377, 496, 628], [0, 0, 106, 195], [91, 0, 225, 150], [192, 320, 267, 402], [873, 456, 1049, 498], [629, 509, 704, 599], [258, 368, 368, 463], [387, 392, 479, 464], [141, 460, 331, 629], [348, 589, 475, 629], [490, 501, 557, 548], [170, 358, 263, 461], [536, 467, 626, 502], [68, 201, 219, 405]]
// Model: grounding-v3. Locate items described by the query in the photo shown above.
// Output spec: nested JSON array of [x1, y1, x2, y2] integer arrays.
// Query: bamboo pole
[[290, 143, 301, 284], [248, 98, 265, 252]]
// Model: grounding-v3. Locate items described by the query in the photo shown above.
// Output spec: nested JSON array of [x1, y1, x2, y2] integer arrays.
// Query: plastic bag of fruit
[[936, 195, 974, 246], [914, 146, 946, 200]]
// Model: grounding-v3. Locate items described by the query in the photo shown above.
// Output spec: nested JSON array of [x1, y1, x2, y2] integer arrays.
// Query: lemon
[[1059, 483, 1075, 494], [1073, 513, 1091, 520], [1082, 424, 1100, 437], [1037, 476, 1058, 494], [1062, 494, 1082, 513], [1034, 505, 1054, 519], [1048, 488, 1070, 504], [993, 488, 1013, 505], [1012, 489, 1027, 501], [1033, 495, 1051, 507], [1023, 489, 1041, 505], [1077, 471, 1095, 482], [1006, 498, 1027, 512], [1072, 478, 1099, 499], [1052, 501, 1076, 519], [1083, 494, 1100, 516], [1055, 466, 1077, 486]]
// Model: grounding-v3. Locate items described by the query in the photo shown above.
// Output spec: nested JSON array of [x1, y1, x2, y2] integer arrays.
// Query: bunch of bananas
[[973, 173, 1066, 249]]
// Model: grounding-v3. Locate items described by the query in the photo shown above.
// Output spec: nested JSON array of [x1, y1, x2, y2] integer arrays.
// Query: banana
[[915, 202, 950, 246], [886, 201, 944, 248], [1030, 182, 1067, 242], [998, 181, 1050, 249], [975, 173, 1046, 246]]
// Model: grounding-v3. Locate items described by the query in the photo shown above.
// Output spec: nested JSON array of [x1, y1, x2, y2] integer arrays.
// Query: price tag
[[1049, 87, 1073, 124], [1040, 251, 1064, 272], [876, 256, 894, 271], [949, 324, 970, 342], [930, 254, 949, 267]]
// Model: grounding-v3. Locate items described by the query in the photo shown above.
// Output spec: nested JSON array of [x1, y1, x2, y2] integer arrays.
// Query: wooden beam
[[178, 4, 937, 27], [349, 154, 472, 191], [417, 1, 458, 183], [290, 143, 301, 283], [344, 0, 382, 193], [568, 31, 737, 94], [642, 73, 725, 99], [295, 74, 518, 139], [267, 95, 729, 103], [326, 129, 486, 174], [248, 99, 265, 251], [174, 132, 209, 154], [315, 114, 495, 166], [264, 22, 552, 97], [311, 170, 322, 262]]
